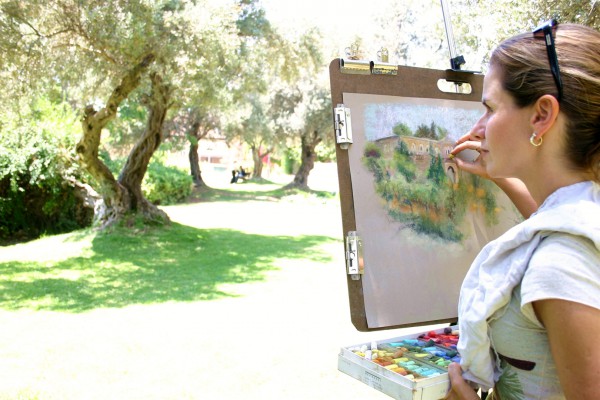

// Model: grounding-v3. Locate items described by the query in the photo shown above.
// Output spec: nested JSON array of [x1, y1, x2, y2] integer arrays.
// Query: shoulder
[[530, 232, 599, 268], [520, 232, 600, 323]]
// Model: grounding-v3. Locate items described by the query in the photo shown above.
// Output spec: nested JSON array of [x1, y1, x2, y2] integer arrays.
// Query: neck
[[522, 173, 590, 206]]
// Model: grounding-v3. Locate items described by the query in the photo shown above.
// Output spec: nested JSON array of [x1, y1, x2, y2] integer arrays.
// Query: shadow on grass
[[0, 223, 336, 312], [191, 182, 337, 203]]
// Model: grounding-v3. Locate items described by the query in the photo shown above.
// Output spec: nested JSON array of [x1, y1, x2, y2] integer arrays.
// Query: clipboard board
[[329, 58, 522, 332]]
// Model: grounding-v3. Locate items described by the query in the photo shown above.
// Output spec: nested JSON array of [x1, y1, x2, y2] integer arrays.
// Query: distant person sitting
[[230, 170, 238, 184], [237, 167, 250, 181]]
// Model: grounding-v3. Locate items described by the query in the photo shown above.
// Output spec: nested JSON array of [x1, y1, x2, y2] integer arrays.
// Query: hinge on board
[[334, 104, 353, 150], [346, 231, 364, 281]]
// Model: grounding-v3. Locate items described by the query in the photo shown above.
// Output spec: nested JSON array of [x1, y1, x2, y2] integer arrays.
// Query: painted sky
[[363, 97, 484, 142]]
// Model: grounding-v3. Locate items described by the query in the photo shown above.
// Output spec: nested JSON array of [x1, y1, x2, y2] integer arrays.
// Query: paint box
[[338, 326, 459, 400]]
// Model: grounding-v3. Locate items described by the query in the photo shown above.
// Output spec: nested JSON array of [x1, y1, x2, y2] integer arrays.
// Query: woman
[[444, 22, 600, 399]]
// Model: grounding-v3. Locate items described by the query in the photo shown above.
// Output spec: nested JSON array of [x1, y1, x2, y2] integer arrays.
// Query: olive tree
[[0, 0, 249, 227]]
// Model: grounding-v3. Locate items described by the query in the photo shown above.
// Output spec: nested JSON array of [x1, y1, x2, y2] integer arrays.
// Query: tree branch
[[94, 53, 155, 125]]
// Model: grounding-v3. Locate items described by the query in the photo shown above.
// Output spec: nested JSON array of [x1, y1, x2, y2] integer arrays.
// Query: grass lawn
[[0, 170, 442, 400]]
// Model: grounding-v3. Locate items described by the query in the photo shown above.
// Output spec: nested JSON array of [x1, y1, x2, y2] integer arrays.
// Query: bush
[[101, 151, 192, 206], [142, 162, 193, 205], [0, 96, 93, 244], [283, 148, 299, 175]]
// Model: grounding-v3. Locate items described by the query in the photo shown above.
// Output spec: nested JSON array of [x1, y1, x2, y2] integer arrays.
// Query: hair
[[489, 23, 600, 181]]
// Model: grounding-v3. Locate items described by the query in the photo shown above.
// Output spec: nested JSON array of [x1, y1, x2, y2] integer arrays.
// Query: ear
[[530, 94, 560, 139]]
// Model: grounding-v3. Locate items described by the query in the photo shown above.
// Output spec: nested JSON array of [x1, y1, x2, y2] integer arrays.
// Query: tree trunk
[[188, 120, 207, 187], [189, 141, 203, 186], [252, 148, 262, 178], [76, 54, 169, 228], [118, 72, 171, 225], [251, 145, 270, 179], [284, 130, 322, 191]]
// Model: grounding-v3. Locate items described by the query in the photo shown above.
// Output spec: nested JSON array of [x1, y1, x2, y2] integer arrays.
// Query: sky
[[259, 0, 470, 71], [261, 0, 396, 58], [261, 0, 382, 31]]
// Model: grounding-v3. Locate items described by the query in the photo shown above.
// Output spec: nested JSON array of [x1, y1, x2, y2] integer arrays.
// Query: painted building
[[375, 135, 460, 183]]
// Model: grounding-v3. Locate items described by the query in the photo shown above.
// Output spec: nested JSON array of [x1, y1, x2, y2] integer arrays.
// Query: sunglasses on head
[[533, 19, 563, 102]]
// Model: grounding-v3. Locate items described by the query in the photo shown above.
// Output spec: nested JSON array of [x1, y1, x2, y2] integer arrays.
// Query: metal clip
[[371, 62, 397, 75], [346, 231, 364, 281], [340, 58, 373, 75], [372, 47, 397, 75], [334, 104, 353, 150]]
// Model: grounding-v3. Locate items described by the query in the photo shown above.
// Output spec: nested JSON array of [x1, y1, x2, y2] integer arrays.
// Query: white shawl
[[457, 181, 600, 390]]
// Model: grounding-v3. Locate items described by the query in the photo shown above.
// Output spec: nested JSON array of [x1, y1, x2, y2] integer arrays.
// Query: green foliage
[[414, 215, 463, 242], [393, 122, 412, 136], [427, 154, 446, 186], [361, 136, 504, 242], [0, 96, 92, 244], [362, 142, 385, 182], [236, 0, 272, 38], [108, 98, 148, 148], [394, 141, 417, 182], [363, 142, 382, 159], [315, 142, 336, 162], [282, 148, 299, 174], [142, 162, 193, 205], [414, 121, 442, 140], [101, 152, 192, 206]]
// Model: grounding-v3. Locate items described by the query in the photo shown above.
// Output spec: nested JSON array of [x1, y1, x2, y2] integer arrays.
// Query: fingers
[[447, 136, 490, 179], [453, 156, 489, 179], [453, 131, 472, 146], [449, 139, 481, 158], [444, 363, 481, 400]]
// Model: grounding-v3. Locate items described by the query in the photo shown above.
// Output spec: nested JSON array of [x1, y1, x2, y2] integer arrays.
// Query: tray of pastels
[[338, 326, 460, 400]]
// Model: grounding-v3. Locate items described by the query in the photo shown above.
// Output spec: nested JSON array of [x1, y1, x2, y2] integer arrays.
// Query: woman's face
[[472, 66, 534, 179]]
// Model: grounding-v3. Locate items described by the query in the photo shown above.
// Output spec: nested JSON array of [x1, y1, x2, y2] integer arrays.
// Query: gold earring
[[530, 132, 543, 147]]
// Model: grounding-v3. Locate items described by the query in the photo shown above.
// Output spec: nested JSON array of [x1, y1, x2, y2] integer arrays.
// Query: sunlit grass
[[0, 221, 336, 312]]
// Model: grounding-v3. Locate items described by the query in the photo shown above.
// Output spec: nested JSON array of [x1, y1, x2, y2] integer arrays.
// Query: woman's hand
[[442, 363, 480, 400], [449, 132, 489, 179], [449, 132, 538, 218]]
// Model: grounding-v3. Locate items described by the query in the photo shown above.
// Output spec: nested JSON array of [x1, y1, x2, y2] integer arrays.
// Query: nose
[[470, 116, 486, 141]]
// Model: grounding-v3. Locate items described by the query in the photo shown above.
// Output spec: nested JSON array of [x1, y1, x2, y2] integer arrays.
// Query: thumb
[[447, 362, 463, 383]]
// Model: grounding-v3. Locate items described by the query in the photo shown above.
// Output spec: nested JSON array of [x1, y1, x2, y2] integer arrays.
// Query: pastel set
[[348, 327, 461, 381]]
